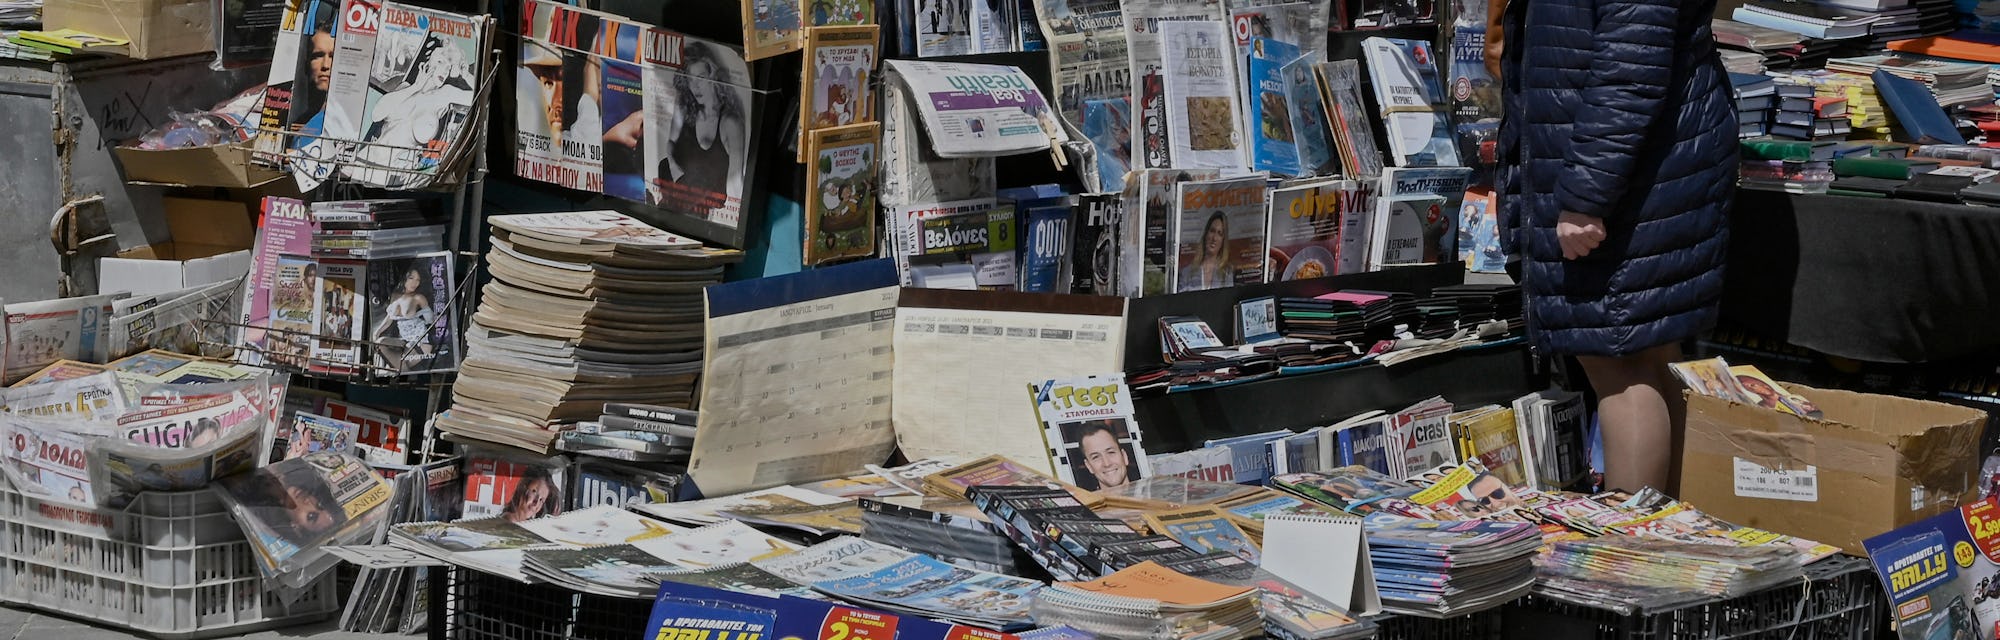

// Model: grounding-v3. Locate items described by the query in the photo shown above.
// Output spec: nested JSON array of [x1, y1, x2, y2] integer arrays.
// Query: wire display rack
[[194, 254, 482, 390]]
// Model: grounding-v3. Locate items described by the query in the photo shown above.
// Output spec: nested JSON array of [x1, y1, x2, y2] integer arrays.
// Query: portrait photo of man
[[1061, 420, 1141, 491]]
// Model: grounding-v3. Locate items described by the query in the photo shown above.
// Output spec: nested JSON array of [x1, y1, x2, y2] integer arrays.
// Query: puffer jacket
[[1497, 0, 1737, 357]]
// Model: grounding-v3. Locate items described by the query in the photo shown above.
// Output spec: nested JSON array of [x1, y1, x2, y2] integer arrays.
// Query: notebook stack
[[437, 211, 740, 453], [1363, 515, 1542, 618], [1429, 284, 1524, 335], [1032, 562, 1263, 640], [1770, 81, 1826, 139], [1827, 55, 1991, 109], [1732, 1, 1879, 40], [1276, 297, 1366, 343], [310, 200, 446, 259], [1321, 290, 1420, 342], [1730, 73, 1776, 139], [1713, 19, 1804, 72], [1536, 538, 1805, 599], [1912, 0, 1957, 38]]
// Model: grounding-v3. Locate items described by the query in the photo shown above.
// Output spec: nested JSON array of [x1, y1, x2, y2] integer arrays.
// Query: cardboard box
[[114, 144, 282, 188], [100, 198, 254, 296], [43, 0, 213, 60], [1680, 385, 1986, 555]]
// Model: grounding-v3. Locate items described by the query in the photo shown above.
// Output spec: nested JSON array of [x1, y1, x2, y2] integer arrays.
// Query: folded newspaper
[[106, 279, 242, 361], [95, 378, 272, 508], [883, 60, 1069, 158]]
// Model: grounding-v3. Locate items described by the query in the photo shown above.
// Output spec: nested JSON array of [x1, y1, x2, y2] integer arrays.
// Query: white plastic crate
[[0, 485, 339, 639]]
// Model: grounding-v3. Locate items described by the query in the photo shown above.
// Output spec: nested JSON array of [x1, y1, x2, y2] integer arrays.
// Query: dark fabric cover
[[1723, 191, 2000, 364], [1497, 0, 1738, 357]]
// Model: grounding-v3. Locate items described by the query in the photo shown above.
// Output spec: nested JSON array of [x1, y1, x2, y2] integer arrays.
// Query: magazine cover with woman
[[1173, 174, 1268, 292], [218, 451, 392, 577], [350, 1, 484, 188], [643, 29, 755, 230], [463, 450, 568, 522], [365, 251, 456, 374]]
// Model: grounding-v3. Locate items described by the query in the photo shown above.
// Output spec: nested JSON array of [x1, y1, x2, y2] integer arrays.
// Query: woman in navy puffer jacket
[[1497, 0, 1736, 493]]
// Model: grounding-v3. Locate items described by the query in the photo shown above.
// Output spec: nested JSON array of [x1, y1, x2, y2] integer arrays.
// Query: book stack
[[1032, 562, 1263, 640], [1730, 73, 1777, 139], [1363, 515, 1541, 617], [1713, 19, 1802, 72], [1782, 68, 1891, 131], [1536, 537, 1805, 599], [555, 402, 696, 463], [436, 211, 740, 453], [1827, 54, 1991, 109], [1771, 81, 1832, 139], [1912, 0, 1957, 38]]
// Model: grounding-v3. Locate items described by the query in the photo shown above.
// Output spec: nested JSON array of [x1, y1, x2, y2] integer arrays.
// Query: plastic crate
[[1377, 608, 1508, 640], [0, 485, 339, 639], [1502, 555, 1884, 640], [438, 565, 656, 640]]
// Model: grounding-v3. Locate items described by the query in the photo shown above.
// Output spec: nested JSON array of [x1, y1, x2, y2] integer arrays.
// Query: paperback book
[[1030, 374, 1152, 492]]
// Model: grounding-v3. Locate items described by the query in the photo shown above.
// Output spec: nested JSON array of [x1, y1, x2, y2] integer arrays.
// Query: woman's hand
[[1557, 211, 1606, 260]]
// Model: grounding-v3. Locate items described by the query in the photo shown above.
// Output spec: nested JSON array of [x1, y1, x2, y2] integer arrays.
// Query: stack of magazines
[[309, 200, 445, 260], [1362, 514, 1541, 618], [754, 536, 1045, 629], [1537, 537, 1804, 599], [438, 211, 740, 452], [1031, 561, 1262, 640]]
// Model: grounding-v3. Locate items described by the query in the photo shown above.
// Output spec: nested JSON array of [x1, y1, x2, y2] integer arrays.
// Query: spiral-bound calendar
[[1260, 512, 1381, 616]]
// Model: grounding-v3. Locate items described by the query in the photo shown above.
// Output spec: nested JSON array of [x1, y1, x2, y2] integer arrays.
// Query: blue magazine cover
[[1083, 98, 1133, 193], [655, 571, 1033, 637], [1019, 204, 1072, 292], [1863, 497, 2000, 640], [1339, 418, 1392, 476], [1447, 0, 1500, 179], [1247, 37, 1303, 177], [1284, 53, 1336, 176]]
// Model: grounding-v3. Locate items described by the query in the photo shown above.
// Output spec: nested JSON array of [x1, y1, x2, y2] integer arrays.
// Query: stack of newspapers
[[1363, 514, 1541, 618], [437, 211, 739, 452]]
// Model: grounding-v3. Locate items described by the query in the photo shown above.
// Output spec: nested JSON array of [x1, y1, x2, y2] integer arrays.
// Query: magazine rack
[[264, 56, 500, 196], [195, 254, 481, 389]]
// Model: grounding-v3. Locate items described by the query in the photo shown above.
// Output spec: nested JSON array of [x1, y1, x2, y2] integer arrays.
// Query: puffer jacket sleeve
[[1554, 0, 1678, 220]]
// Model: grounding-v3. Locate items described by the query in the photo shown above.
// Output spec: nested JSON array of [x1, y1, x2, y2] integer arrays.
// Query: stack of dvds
[[1364, 515, 1541, 618], [310, 199, 445, 259], [437, 211, 740, 453], [858, 498, 1035, 575], [1537, 537, 1804, 599], [555, 402, 697, 463]]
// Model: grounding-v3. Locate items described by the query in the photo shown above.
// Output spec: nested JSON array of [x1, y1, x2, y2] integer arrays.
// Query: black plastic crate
[[1377, 608, 1509, 640], [1502, 556, 1884, 640], [434, 566, 655, 640]]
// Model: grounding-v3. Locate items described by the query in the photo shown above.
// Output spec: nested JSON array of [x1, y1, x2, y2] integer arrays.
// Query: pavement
[[0, 606, 408, 640]]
